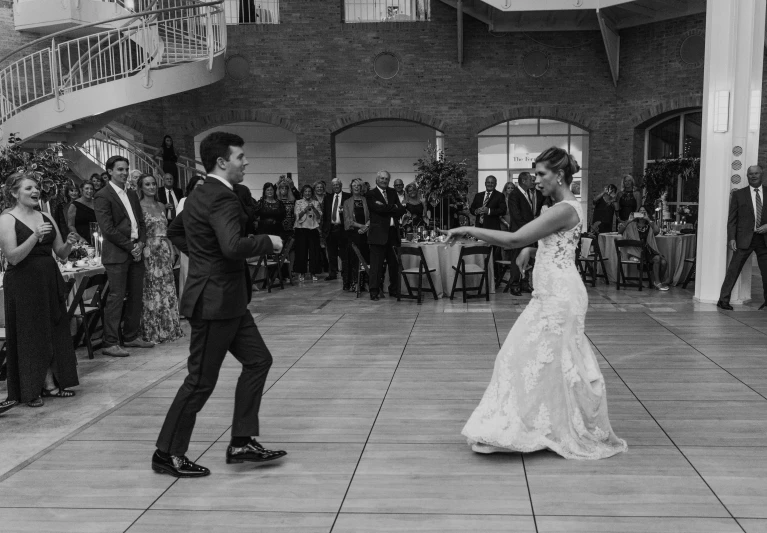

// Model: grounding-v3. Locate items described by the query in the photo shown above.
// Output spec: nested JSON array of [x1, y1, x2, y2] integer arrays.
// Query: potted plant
[[413, 143, 471, 230]]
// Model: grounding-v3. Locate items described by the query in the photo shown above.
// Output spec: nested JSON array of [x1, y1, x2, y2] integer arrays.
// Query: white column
[[696, 0, 766, 304]]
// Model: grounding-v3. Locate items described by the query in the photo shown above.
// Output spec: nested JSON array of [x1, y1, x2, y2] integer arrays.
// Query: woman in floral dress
[[137, 174, 184, 344]]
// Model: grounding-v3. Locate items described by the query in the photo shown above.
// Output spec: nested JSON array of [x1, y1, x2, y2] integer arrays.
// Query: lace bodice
[[534, 199, 583, 273]]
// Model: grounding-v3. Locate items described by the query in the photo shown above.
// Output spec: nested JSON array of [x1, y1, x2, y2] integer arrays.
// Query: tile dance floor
[[0, 276, 765, 532]]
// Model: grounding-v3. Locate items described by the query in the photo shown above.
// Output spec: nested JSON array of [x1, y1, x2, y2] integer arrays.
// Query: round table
[[399, 241, 496, 298], [597, 233, 696, 285]]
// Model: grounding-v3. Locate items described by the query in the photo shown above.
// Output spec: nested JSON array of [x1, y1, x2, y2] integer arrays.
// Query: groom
[[152, 131, 287, 477]]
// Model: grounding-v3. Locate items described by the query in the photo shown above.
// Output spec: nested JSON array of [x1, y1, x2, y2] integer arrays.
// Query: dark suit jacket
[[728, 185, 767, 249], [94, 183, 146, 264], [366, 187, 406, 246], [323, 191, 351, 235], [234, 183, 258, 235], [508, 187, 544, 232], [469, 189, 507, 230], [158, 186, 184, 219], [167, 178, 274, 320]]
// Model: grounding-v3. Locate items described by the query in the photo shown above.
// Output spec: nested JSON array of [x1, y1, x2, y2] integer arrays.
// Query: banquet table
[[0, 264, 106, 328], [597, 233, 696, 286], [398, 240, 495, 298]]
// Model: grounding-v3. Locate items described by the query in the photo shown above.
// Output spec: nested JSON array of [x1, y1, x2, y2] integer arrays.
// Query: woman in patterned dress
[[442, 147, 626, 460], [136, 174, 183, 344]]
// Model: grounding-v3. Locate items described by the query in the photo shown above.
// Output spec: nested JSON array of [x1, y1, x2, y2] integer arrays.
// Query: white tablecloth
[[399, 241, 496, 298], [597, 233, 696, 285]]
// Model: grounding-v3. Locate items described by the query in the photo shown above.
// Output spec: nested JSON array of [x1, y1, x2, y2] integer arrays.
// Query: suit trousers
[[369, 227, 400, 296], [719, 234, 767, 303], [156, 312, 272, 455], [327, 224, 349, 281], [103, 259, 145, 346]]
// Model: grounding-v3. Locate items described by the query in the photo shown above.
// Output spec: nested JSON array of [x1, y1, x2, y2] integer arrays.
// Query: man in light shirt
[[94, 156, 153, 357]]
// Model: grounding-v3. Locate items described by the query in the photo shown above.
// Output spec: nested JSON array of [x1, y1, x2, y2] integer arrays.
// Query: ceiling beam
[[615, 2, 656, 18], [597, 9, 620, 87]]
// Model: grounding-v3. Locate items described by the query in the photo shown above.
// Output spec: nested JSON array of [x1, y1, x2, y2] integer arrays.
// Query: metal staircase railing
[[0, 0, 225, 125]]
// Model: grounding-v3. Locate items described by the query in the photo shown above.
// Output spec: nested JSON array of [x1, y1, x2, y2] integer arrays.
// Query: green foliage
[[413, 143, 471, 206], [0, 134, 72, 210], [642, 157, 700, 208]]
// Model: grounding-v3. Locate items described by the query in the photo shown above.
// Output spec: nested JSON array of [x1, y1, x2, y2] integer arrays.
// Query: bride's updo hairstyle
[[534, 147, 580, 186]]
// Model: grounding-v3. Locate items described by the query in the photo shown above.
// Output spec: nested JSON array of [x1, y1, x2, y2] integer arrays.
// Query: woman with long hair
[[276, 178, 297, 241], [616, 174, 642, 226], [53, 181, 80, 238], [254, 182, 286, 236], [293, 184, 323, 282], [156, 135, 179, 181], [67, 182, 97, 244], [443, 147, 626, 460], [403, 182, 428, 229], [137, 174, 183, 343], [592, 183, 618, 233], [343, 178, 370, 292], [0, 172, 80, 408]]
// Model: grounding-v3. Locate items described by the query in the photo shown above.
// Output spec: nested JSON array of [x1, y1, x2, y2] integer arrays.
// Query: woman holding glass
[[293, 184, 323, 282]]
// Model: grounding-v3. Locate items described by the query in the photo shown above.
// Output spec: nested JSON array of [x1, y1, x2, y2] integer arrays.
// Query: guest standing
[[276, 179, 297, 240], [156, 135, 179, 181], [0, 172, 80, 407], [470, 175, 507, 230], [617, 174, 642, 226], [393, 179, 406, 206], [254, 182, 286, 236], [157, 173, 184, 222], [500, 181, 517, 232], [717, 165, 767, 310], [344, 178, 370, 292], [176, 176, 204, 305], [137, 174, 184, 343], [592, 183, 618, 233], [94, 156, 153, 357], [90, 173, 105, 192], [67, 182, 97, 244], [403, 183, 427, 228], [314, 180, 330, 273], [508, 171, 543, 296], [293, 184, 323, 282], [323, 178, 351, 288], [54, 182, 80, 237], [366, 170, 406, 301]]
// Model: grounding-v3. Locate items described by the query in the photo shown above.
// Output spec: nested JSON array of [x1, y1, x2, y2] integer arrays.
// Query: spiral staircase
[[0, 0, 227, 149]]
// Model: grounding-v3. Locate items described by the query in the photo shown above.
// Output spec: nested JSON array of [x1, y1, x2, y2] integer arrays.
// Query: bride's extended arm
[[442, 202, 581, 249]]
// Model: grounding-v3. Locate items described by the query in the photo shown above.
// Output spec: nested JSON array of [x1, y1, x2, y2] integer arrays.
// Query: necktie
[[756, 188, 762, 229], [332, 194, 339, 224], [528, 190, 535, 214], [480, 192, 490, 224]]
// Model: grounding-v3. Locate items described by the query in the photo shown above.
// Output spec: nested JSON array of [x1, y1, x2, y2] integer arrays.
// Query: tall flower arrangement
[[413, 143, 470, 229], [0, 134, 72, 210]]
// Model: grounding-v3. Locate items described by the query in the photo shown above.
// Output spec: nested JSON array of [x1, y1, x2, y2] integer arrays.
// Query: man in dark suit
[[153, 132, 287, 478], [717, 165, 767, 310], [94, 156, 153, 357], [157, 173, 184, 222], [323, 177, 351, 288], [469, 175, 507, 230], [366, 170, 406, 301], [507, 172, 544, 295]]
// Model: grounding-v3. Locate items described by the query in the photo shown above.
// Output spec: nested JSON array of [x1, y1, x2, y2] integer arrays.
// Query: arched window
[[644, 110, 702, 210], [478, 118, 589, 199]]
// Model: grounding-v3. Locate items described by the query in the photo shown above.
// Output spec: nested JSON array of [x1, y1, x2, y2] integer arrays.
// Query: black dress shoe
[[226, 439, 287, 464], [716, 300, 734, 311], [759, 303, 766, 310], [510, 286, 522, 296], [325, 275, 338, 281], [152, 451, 210, 478], [520, 284, 533, 294], [370, 294, 380, 301]]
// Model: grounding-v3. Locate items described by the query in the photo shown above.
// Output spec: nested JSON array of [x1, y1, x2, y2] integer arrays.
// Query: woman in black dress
[[591, 183, 617, 233], [67, 181, 97, 244], [0, 172, 80, 408], [53, 182, 80, 238], [343, 179, 370, 292], [403, 182, 428, 229], [156, 135, 179, 181], [255, 182, 286, 236], [617, 174, 642, 226]]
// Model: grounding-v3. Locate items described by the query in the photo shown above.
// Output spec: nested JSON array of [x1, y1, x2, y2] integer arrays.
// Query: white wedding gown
[[462, 200, 627, 460]]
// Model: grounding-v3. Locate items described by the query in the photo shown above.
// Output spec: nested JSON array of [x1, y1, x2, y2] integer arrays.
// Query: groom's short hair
[[200, 131, 245, 173]]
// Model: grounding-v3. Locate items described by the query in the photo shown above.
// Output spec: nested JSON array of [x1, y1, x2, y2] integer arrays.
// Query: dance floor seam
[[0, 278, 765, 532]]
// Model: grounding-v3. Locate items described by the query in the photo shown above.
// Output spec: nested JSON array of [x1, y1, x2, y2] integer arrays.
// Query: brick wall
[[0, 1, 735, 215]]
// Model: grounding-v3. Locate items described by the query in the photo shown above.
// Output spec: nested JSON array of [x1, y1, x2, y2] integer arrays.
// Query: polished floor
[[0, 274, 765, 532]]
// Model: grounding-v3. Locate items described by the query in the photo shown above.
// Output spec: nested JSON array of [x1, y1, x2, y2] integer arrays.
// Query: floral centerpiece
[[0, 133, 72, 211], [413, 143, 471, 230], [642, 157, 700, 212]]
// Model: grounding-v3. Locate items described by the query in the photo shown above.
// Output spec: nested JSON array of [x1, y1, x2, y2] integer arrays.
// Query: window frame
[[343, 0, 431, 23]]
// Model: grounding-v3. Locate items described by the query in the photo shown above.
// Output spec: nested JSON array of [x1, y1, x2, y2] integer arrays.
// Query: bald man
[[717, 165, 767, 310]]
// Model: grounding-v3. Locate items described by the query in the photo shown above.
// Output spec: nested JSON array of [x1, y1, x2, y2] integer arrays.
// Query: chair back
[[459, 245, 491, 267], [67, 273, 108, 318], [615, 239, 643, 261]]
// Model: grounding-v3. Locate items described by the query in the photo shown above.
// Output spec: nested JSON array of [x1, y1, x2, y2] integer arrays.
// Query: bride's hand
[[438, 226, 473, 245], [516, 247, 534, 272]]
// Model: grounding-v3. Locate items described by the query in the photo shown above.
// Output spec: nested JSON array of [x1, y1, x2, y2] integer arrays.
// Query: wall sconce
[[713, 91, 730, 133], [749, 89, 761, 132]]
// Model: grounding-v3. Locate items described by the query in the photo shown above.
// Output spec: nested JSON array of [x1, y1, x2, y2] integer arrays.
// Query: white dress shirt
[[109, 181, 139, 239], [750, 185, 764, 230], [397, 192, 406, 206], [207, 173, 233, 190], [165, 187, 179, 208], [331, 192, 343, 224], [378, 186, 394, 226]]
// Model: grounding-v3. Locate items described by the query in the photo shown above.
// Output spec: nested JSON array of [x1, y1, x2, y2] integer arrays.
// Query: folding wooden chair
[[615, 240, 650, 291], [449, 245, 492, 302], [350, 242, 371, 299], [576, 233, 610, 287], [682, 257, 696, 289], [248, 237, 294, 293], [67, 273, 109, 359], [395, 246, 439, 304]]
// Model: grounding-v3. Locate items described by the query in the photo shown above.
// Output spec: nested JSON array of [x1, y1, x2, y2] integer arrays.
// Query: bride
[[443, 147, 627, 460]]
